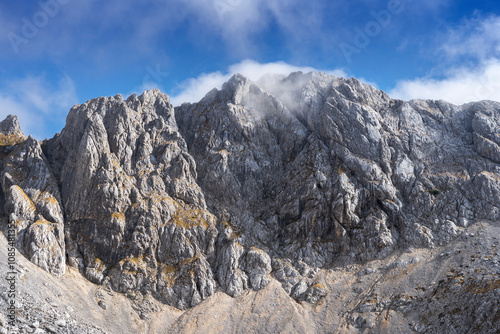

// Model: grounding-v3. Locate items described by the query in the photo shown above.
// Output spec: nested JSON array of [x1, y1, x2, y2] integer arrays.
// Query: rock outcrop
[[42, 91, 218, 309], [1, 71, 499, 316], [0, 117, 65, 277], [176, 72, 500, 269], [0, 115, 26, 147]]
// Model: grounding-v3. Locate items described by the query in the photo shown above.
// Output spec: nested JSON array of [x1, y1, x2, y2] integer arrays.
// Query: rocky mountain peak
[[1, 71, 500, 329], [135, 88, 169, 105], [218, 73, 260, 105], [0, 114, 26, 146], [0, 114, 22, 134]]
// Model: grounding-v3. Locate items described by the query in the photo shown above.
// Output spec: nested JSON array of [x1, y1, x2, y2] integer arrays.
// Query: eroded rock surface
[[1, 72, 499, 321], [1, 120, 65, 277], [42, 91, 218, 309], [176, 72, 500, 269]]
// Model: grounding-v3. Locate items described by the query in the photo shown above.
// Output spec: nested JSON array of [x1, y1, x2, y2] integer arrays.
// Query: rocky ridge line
[[0, 71, 499, 312]]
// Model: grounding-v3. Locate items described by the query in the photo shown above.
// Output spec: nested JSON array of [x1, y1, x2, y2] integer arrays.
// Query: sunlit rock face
[[177, 72, 499, 267], [1, 71, 499, 312], [0, 116, 65, 277]]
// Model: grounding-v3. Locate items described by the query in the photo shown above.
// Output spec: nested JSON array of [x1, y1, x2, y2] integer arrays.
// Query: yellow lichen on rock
[[0, 133, 26, 146]]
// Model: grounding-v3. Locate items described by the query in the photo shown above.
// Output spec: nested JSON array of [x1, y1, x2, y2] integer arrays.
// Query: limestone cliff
[[1, 72, 499, 332]]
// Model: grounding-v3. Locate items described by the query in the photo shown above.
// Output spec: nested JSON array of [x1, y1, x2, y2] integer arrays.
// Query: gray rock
[[0, 115, 26, 146], [472, 104, 500, 163], [176, 73, 499, 269], [303, 283, 328, 303], [290, 280, 308, 299], [2, 136, 65, 277], [55, 319, 67, 327], [244, 247, 272, 290], [45, 326, 58, 333], [1, 70, 499, 319], [98, 300, 107, 310], [42, 91, 218, 309], [216, 238, 248, 297]]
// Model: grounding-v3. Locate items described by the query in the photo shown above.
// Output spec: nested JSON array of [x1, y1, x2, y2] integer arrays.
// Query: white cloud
[[0, 0, 326, 60], [169, 59, 347, 106], [169, 71, 228, 107], [0, 75, 78, 140], [389, 59, 500, 104], [182, 0, 315, 54], [388, 15, 500, 105], [440, 15, 500, 60]]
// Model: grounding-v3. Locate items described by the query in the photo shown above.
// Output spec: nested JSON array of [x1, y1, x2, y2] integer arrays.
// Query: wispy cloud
[[169, 59, 347, 106], [0, 75, 78, 139], [1, 0, 331, 61], [388, 14, 500, 105], [176, 0, 331, 56], [440, 14, 500, 61], [389, 59, 500, 104]]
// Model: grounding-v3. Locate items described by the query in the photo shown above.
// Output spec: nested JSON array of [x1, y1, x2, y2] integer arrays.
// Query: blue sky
[[1, 0, 500, 139]]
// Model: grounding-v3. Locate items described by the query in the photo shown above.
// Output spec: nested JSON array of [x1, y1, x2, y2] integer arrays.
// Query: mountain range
[[1, 71, 499, 333]]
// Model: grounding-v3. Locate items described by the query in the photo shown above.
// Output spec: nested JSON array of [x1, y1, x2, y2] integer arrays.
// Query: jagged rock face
[[0, 71, 499, 313], [0, 115, 26, 146], [176, 72, 500, 266], [1, 132, 65, 277], [472, 102, 500, 163], [41, 90, 220, 309]]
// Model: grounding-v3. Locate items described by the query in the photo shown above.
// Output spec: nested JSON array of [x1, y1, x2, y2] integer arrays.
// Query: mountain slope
[[0, 71, 499, 333]]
